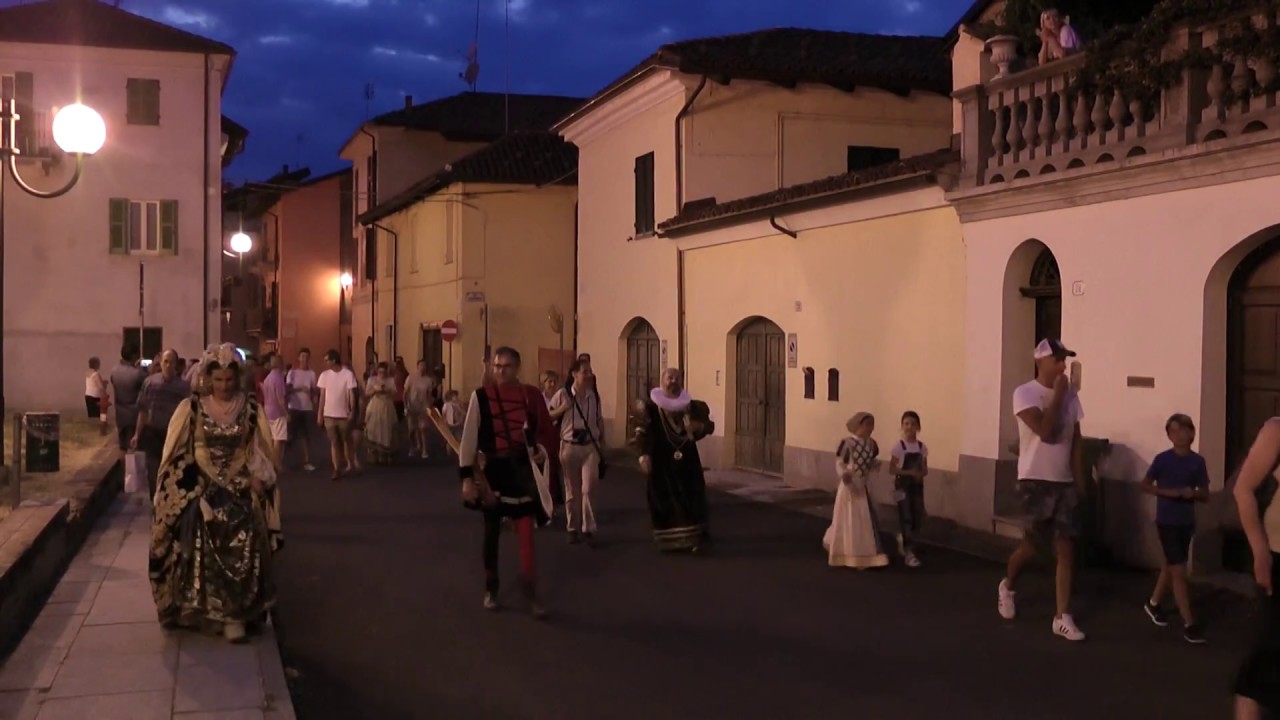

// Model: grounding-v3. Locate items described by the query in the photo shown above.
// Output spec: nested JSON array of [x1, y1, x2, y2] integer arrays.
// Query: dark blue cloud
[[125, 0, 974, 182]]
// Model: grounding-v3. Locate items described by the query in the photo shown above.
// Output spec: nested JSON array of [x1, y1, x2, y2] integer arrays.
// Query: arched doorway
[[625, 319, 661, 437], [1022, 247, 1062, 344], [1228, 236, 1280, 474], [735, 317, 786, 474]]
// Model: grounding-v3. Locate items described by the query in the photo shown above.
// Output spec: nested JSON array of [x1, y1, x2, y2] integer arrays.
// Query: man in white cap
[[998, 338, 1087, 641]]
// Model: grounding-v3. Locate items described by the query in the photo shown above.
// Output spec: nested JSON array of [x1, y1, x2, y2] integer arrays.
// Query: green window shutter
[[14, 71, 34, 153], [159, 200, 178, 254], [109, 198, 129, 255], [151, 80, 161, 124]]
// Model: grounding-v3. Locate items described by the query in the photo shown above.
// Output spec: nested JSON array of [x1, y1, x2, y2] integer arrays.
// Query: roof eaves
[[551, 57, 663, 132], [357, 172, 451, 226], [658, 172, 939, 237]]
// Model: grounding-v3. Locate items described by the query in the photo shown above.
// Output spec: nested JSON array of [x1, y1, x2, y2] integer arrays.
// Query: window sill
[[629, 232, 656, 242]]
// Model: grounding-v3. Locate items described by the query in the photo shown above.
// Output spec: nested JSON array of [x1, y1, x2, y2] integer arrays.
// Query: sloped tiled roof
[[0, 0, 234, 55], [557, 28, 951, 130], [357, 132, 577, 225], [370, 92, 585, 141], [657, 149, 959, 235]]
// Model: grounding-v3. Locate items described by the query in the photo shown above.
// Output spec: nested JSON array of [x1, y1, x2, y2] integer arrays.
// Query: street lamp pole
[[0, 97, 105, 417]]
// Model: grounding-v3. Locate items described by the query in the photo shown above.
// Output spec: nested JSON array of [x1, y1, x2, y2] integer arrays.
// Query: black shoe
[[1183, 624, 1206, 644], [1144, 602, 1169, 627], [568, 530, 581, 544]]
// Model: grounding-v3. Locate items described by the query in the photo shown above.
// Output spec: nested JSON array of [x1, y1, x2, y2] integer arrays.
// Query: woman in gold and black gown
[[149, 343, 283, 643]]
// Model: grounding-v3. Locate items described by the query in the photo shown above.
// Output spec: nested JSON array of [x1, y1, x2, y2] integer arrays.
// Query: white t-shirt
[[286, 368, 317, 412], [890, 439, 928, 462], [85, 371, 105, 398], [443, 400, 465, 428], [317, 367, 358, 419], [1012, 379, 1084, 483]]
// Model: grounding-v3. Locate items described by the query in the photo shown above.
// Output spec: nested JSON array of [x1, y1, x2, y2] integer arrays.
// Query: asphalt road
[[270, 446, 1259, 720]]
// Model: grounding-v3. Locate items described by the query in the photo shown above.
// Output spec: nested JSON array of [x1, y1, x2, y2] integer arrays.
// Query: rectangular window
[[122, 327, 163, 359], [847, 146, 900, 173], [2, 71, 36, 154], [634, 152, 655, 236], [366, 153, 377, 208], [126, 78, 161, 126], [364, 226, 378, 281], [109, 198, 177, 255]]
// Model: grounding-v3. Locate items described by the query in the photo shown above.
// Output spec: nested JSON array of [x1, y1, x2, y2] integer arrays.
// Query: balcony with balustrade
[[953, 6, 1280, 195]]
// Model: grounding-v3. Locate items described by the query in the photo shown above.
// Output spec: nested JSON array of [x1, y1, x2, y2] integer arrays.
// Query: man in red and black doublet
[[458, 353, 556, 615]]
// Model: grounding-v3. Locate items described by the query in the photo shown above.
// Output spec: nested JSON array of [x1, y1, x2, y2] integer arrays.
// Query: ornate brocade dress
[[149, 396, 283, 632]]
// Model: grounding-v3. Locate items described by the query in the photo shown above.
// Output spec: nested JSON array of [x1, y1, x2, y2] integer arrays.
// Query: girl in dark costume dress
[[633, 368, 715, 553]]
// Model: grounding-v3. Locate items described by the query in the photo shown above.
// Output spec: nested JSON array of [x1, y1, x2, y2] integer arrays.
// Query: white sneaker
[[998, 579, 1016, 620], [1052, 614, 1086, 641], [904, 551, 921, 568], [303, 463, 316, 472]]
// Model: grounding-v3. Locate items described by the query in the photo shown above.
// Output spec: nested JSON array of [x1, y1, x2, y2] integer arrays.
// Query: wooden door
[[420, 328, 443, 371], [626, 320, 661, 437], [735, 318, 786, 474], [1229, 244, 1280, 474]]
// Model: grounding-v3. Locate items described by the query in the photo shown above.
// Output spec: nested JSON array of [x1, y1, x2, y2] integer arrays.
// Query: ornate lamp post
[[1, 97, 106, 415]]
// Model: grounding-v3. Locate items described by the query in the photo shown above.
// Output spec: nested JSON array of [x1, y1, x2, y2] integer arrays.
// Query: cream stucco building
[[949, 2, 1280, 570], [355, 132, 578, 394], [339, 91, 582, 372], [557, 29, 972, 513], [0, 0, 234, 413]]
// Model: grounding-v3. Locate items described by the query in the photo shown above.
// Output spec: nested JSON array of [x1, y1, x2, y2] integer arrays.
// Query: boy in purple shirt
[[263, 353, 289, 466], [1141, 413, 1210, 644]]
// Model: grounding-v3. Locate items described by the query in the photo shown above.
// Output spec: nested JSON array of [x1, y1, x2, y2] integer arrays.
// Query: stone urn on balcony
[[985, 35, 1021, 79]]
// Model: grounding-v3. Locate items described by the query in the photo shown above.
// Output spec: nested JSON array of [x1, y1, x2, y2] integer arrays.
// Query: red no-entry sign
[[440, 320, 459, 343]]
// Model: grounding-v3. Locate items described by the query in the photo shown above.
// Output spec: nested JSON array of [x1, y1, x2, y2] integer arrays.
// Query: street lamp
[[339, 272, 353, 290], [1, 97, 106, 415], [229, 231, 252, 254]]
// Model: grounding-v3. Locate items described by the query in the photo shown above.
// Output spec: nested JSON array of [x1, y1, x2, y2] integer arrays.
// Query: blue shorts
[[1157, 524, 1194, 566]]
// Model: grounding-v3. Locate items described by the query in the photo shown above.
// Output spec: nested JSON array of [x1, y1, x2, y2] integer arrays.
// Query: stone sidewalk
[[0, 493, 295, 720]]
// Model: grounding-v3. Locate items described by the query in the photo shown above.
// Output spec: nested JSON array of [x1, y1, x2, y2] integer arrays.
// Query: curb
[[0, 446, 121, 659]]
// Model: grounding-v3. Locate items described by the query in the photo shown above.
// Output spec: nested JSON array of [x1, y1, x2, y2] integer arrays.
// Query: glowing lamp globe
[[229, 232, 252, 254], [339, 272, 353, 289], [52, 103, 106, 155]]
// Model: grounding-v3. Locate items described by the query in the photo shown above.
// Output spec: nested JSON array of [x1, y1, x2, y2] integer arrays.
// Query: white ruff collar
[[651, 387, 691, 412]]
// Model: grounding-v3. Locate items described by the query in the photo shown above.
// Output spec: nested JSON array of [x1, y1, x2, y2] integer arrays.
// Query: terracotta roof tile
[[657, 149, 959, 234], [358, 132, 577, 225], [559, 28, 950, 128], [371, 92, 585, 141], [0, 0, 234, 55]]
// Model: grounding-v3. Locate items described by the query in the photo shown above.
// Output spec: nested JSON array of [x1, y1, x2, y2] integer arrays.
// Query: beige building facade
[[356, 132, 577, 395]]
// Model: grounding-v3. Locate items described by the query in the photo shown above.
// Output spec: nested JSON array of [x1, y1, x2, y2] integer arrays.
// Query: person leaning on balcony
[[1038, 9, 1083, 65], [1231, 419, 1280, 718]]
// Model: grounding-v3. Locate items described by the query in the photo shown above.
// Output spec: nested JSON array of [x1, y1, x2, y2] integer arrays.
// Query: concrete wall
[[958, 173, 1280, 566], [0, 42, 227, 413], [679, 190, 971, 525], [273, 173, 347, 363], [684, 81, 951, 204]]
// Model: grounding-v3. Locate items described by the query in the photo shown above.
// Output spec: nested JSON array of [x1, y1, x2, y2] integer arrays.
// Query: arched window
[[1021, 247, 1062, 344], [827, 369, 840, 402], [803, 367, 815, 399]]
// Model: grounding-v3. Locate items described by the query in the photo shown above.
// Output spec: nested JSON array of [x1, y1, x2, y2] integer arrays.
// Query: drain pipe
[[367, 221, 399, 359], [674, 77, 706, 380], [674, 76, 707, 215]]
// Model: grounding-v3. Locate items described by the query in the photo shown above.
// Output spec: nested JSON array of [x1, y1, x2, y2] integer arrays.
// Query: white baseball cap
[[1033, 338, 1076, 359]]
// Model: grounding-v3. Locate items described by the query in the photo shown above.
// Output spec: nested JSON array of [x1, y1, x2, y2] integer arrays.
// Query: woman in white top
[[85, 357, 108, 426], [363, 362, 399, 465], [1234, 419, 1280, 718]]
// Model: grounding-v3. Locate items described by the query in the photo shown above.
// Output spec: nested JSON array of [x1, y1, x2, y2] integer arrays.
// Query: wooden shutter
[[109, 198, 129, 255], [159, 200, 178, 253], [126, 79, 160, 125], [365, 226, 378, 280], [14, 71, 34, 154], [634, 153, 655, 236]]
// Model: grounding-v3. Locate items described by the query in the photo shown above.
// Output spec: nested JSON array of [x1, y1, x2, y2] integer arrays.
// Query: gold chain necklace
[[659, 409, 692, 461]]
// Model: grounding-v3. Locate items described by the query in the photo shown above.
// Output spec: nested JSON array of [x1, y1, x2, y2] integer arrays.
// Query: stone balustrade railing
[[955, 8, 1280, 191]]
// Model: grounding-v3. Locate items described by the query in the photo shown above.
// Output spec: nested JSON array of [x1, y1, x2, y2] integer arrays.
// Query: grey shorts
[[1017, 479, 1079, 539]]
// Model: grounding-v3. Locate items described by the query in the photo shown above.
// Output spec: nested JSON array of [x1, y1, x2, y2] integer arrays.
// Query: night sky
[[120, 0, 974, 182]]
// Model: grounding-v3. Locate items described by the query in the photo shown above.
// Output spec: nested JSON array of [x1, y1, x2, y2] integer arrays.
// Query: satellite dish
[[548, 305, 564, 334]]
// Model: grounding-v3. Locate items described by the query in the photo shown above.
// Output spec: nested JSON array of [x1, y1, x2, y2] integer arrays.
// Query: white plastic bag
[[124, 451, 146, 493]]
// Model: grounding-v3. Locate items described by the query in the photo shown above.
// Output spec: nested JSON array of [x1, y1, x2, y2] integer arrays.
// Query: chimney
[[404, 95, 413, 110]]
